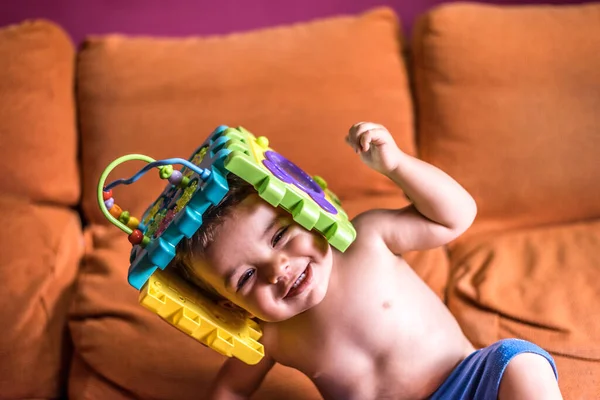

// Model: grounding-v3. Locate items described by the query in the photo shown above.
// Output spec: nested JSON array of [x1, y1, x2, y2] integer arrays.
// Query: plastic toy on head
[[97, 125, 357, 365]]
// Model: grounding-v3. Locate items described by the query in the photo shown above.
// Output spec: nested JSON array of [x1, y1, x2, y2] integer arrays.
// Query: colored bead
[[119, 211, 131, 224], [168, 170, 183, 185], [109, 204, 122, 218], [103, 189, 113, 201], [257, 136, 269, 149], [178, 176, 190, 188], [104, 198, 115, 210], [127, 216, 140, 229], [159, 165, 173, 179], [128, 229, 144, 245]]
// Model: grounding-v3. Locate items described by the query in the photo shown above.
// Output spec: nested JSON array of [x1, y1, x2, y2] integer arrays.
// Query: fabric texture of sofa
[[0, 3, 598, 399]]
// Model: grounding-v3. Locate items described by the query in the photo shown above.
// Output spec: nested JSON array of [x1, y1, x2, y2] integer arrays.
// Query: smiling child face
[[190, 195, 334, 322]]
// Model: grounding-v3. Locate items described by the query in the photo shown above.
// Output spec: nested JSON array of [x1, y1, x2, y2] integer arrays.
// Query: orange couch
[[1, 4, 599, 399]]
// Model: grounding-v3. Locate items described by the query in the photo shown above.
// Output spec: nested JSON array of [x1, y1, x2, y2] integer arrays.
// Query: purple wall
[[0, 0, 592, 44]]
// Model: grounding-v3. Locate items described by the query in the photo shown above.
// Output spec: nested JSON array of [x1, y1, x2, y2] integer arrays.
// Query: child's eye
[[237, 269, 255, 290], [272, 226, 289, 247]]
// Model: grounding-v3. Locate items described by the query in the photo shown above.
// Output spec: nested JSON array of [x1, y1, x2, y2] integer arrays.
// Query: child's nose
[[266, 256, 289, 284]]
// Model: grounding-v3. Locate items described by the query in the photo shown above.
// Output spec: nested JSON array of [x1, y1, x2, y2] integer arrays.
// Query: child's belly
[[271, 259, 474, 399], [305, 332, 474, 400]]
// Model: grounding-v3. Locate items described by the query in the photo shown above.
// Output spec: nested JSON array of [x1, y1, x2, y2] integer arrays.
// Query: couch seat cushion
[[0, 196, 82, 398], [447, 219, 600, 397]]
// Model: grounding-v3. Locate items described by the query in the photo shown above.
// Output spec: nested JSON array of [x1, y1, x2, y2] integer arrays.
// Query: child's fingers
[[349, 122, 367, 134], [346, 132, 369, 153], [344, 135, 357, 152], [359, 130, 371, 152], [348, 122, 390, 153], [350, 122, 382, 138]]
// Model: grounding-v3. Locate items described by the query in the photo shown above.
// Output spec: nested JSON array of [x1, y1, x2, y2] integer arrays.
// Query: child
[[171, 122, 561, 399]]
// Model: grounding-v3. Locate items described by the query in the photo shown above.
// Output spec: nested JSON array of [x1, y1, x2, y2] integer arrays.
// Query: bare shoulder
[[350, 208, 410, 247], [349, 209, 391, 251], [351, 208, 392, 232], [339, 209, 402, 269]]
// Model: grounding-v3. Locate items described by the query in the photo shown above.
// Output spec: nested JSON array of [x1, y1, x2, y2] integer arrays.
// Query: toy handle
[[97, 154, 211, 246], [97, 154, 156, 236]]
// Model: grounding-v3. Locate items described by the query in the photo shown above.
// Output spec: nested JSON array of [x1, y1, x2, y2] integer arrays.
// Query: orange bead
[[109, 204, 123, 218]]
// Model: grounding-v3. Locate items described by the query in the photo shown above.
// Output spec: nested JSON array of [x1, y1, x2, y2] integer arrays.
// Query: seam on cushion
[[70, 352, 143, 400], [410, 11, 435, 160], [67, 228, 97, 352], [499, 318, 600, 362]]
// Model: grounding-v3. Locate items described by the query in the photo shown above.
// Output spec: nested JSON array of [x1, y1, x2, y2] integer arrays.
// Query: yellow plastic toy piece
[[139, 268, 265, 365]]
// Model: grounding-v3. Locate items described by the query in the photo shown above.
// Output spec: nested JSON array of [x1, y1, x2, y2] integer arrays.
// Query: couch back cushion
[[78, 7, 415, 226], [0, 20, 79, 205], [412, 3, 600, 234]]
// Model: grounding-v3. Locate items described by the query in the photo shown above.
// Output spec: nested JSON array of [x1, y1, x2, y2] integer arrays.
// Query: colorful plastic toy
[[98, 125, 356, 365]]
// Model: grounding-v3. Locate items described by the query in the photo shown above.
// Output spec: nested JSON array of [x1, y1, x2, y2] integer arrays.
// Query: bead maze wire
[[97, 154, 211, 244]]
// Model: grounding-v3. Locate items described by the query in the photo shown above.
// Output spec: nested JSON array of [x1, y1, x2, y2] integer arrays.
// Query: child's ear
[[217, 299, 237, 310], [217, 299, 255, 319]]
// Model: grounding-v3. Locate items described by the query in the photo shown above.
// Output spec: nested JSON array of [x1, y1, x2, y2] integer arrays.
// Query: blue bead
[[104, 198, 115, 209]]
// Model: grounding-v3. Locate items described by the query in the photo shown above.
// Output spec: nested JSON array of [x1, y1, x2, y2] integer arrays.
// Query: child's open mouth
[[284, 265, 312, 299]]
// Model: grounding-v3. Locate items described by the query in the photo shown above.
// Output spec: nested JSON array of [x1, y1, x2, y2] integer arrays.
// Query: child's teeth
[[293, 272, 306, 289]]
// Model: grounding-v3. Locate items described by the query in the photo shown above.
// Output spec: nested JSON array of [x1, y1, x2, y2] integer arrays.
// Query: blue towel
[[429, 338, 558, 399]]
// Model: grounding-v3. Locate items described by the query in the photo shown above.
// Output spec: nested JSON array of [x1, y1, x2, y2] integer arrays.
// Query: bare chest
[[262, 259, 471, 399]]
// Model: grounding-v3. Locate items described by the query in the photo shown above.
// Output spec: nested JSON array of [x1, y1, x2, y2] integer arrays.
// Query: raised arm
[[346, 122, 477, 253], [208, 355, 275, 400]]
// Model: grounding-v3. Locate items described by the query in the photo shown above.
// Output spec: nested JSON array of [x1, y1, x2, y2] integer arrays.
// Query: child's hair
[[169, 173, 256, 304]]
